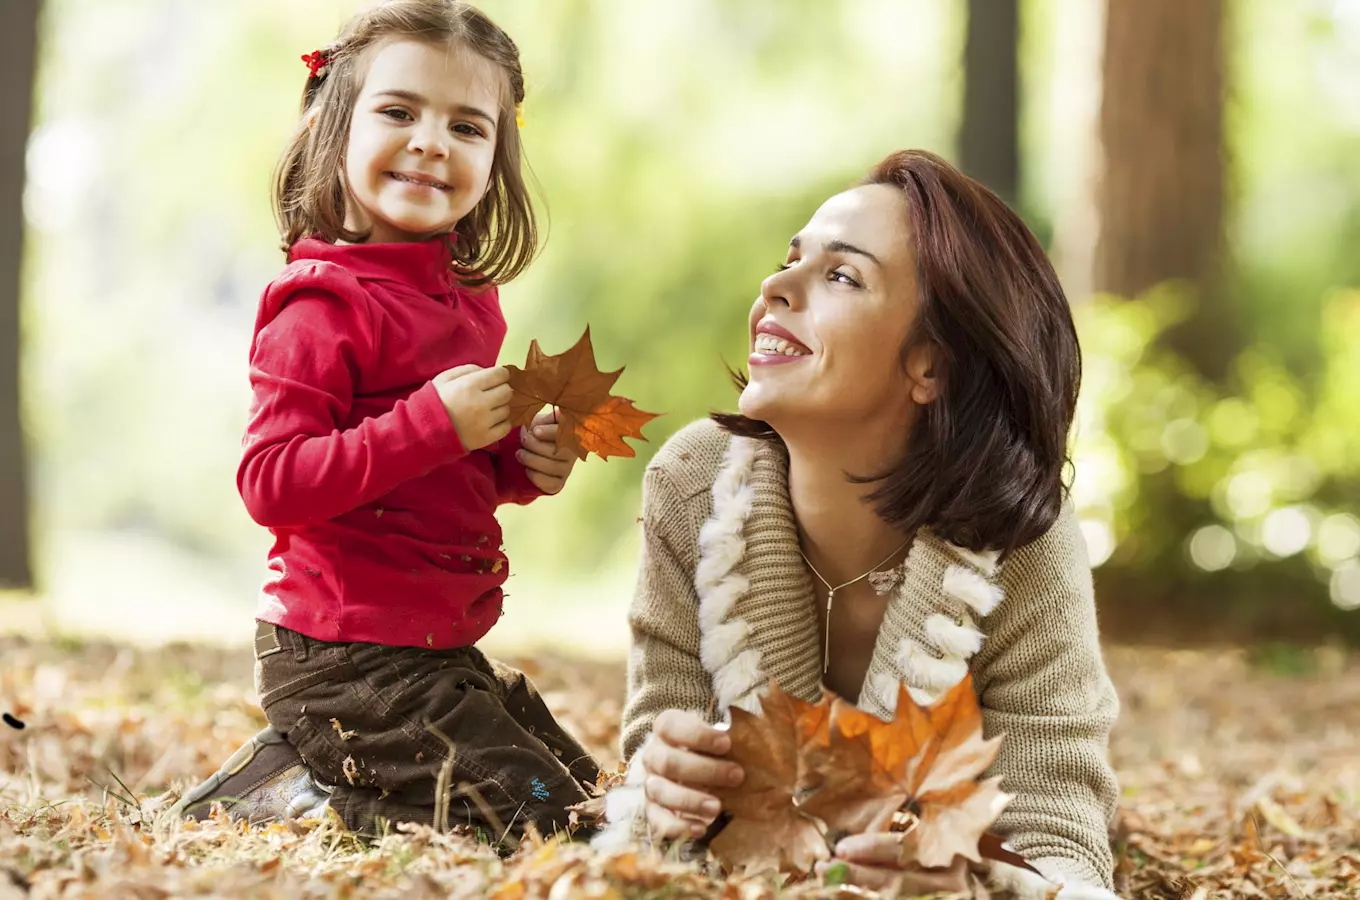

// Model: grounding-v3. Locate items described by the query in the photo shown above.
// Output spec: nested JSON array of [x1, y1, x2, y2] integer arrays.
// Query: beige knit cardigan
[[605, 419, 1121, 894]]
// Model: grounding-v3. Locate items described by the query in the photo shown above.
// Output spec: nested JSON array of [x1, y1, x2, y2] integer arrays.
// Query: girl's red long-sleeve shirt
[[241, 237, 541, 649]]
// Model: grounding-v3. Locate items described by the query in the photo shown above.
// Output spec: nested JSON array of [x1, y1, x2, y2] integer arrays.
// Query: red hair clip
[[301, 50, 330, 79]]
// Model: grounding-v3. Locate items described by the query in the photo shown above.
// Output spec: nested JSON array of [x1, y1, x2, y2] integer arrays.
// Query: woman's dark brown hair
[[273, 0, 536, 286], [715, 149, 1081, 558]]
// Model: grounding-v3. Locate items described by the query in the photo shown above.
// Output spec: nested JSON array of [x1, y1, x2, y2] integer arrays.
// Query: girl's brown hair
[[273, 0, 536, 286], [715, 150, 1082, 559]]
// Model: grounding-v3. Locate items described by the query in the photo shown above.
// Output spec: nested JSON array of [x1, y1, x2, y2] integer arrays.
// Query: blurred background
[[0, 0, 1357, 657]]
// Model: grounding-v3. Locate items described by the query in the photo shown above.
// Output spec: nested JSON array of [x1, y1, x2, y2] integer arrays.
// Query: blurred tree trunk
[[959, 0, 1019, 205], [0, 0, 38, 589], [1095, 0, 1238, 381]]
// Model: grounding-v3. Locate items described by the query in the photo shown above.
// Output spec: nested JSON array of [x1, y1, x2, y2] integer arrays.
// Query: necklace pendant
[[823, 588, 835, 673]]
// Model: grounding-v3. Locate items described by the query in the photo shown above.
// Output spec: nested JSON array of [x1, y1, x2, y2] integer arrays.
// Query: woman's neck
[[784, 425, 911, 584]]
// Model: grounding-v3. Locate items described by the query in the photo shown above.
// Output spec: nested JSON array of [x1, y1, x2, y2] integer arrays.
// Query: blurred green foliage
[[18, 0, 1360, 638]]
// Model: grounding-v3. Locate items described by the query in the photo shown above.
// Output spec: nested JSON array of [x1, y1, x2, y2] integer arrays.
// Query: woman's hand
[[814, 833, 969, 893], [639, 709, 744, 838]]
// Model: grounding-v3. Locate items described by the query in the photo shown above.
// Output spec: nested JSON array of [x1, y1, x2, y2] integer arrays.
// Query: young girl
[[174, 0, 600, 840]]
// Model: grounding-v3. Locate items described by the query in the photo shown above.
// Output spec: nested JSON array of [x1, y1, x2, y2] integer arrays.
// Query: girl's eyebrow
[[372, 89, 496, 126]]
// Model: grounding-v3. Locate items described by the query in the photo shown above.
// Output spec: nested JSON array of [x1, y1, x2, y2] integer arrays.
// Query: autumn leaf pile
[[2, 632, 1360, 898], [709, 677, 1019, 879]]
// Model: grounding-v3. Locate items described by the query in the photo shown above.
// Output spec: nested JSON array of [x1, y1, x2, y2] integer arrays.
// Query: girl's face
[[343, 39, 503, 243], [740, 184, 932, 436]]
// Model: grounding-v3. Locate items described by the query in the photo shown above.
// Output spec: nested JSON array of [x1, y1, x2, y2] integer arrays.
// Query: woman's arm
[[972, 501, 1121, 891], [597, 462, 740, 849], [621, 464, 716, 757]]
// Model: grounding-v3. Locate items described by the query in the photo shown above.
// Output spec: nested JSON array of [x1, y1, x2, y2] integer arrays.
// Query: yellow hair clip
[[515, 104, 525, 129]]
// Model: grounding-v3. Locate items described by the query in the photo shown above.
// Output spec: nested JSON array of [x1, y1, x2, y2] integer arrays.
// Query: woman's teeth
[[754, 333, 810, 356]]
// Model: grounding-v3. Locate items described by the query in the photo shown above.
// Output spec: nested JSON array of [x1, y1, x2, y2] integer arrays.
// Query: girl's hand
[[815, 833, 969, 893], [639, 709, 744, 838], [518, 410, 576, 494], [434, 365, 512, 452]]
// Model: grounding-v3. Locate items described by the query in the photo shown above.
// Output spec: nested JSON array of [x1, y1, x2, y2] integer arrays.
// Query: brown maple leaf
[[504, 328, 660, 461], [709, 676, 1030, 878], [708, 684, 831, 875]]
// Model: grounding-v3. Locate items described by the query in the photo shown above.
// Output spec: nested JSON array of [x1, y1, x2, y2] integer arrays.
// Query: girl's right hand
[[639, 709, 744, 838], [433, 365, 513, 452]]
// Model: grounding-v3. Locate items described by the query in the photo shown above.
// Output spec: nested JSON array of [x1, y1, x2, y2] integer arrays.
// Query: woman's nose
[[759, 270, 795, 309]]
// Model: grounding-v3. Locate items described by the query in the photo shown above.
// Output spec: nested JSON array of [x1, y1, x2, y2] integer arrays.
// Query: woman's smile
[[749, 318, 813, 366]]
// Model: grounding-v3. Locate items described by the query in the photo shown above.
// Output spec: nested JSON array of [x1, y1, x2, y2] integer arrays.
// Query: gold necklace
[[799, 537, 912, 673]]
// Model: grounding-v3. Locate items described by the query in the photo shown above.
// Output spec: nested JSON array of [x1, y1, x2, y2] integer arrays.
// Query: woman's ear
[[906, 342, 941, 405]]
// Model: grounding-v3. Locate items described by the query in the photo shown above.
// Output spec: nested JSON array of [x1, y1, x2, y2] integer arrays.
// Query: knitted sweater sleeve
[[619, 463, 715, 761], [973, 502, 1121, 891]]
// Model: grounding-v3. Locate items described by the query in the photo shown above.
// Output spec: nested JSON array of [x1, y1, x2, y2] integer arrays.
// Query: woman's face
[[739, 184, 928, 435]]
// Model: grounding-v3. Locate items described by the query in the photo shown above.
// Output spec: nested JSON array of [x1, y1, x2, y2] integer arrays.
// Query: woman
[[599, 150, 1120, 898]]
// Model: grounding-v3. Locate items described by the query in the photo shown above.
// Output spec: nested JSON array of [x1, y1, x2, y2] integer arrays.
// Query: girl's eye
[[773, 263, 792, 274], [452, 122, 485, 138], [831, 269, 862, 288], [381, 107, 412, 122]]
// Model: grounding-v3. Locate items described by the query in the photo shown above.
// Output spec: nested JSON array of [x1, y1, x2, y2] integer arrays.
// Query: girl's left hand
[[814, 833, 969, 894], [518, 410, 576, 494]]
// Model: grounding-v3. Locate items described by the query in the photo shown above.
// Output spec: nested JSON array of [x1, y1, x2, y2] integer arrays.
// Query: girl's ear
[[906, 341, 942, 405]]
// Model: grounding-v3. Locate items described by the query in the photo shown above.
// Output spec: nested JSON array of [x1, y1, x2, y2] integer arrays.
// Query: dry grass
[[1, 635, 1358, 898]]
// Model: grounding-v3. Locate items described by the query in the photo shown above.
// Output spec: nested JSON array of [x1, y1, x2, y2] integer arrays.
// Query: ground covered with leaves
[[1, 635, 1357, 898]]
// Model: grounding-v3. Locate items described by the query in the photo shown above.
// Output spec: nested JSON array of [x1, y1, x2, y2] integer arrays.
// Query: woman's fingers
[[834, 831, 908, 867], [645, 801, 706, 839], [815, 861, 902, 890], [644, 774, 721, 821], [818, 848, 970, 894], [654, 709, 733, 756], [642, 740, 743, 789]]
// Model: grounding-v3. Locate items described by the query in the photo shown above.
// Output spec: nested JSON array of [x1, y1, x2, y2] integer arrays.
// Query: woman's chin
[[737, 385, 788, 424]]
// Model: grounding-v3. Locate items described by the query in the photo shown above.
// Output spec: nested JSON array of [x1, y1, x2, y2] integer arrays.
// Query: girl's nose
[[408, 123, 450, 158]]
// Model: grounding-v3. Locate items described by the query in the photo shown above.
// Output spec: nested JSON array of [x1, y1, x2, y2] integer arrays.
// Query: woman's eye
[[773, 263, 792, 274], [831, 270, 862, 287]]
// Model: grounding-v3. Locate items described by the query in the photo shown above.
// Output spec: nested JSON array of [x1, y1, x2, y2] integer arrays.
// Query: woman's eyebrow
[[788, 235, 881, 267]]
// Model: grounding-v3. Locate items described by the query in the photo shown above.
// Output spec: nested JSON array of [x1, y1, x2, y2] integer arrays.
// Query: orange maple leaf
[[504, 328, 660, 461], [707, 676, 1032, 878]]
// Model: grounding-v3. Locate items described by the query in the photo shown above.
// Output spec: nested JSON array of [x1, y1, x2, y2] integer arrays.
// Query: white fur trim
[[982, 860, 1063, 900], [908, 685, 938, 706], [695, 437, 766, 715], [1030, 861, 1121, 899], [699, 620, 750, 671], [894, 637, 969, 693], [924, 612, 985, 657], [949, 545, 1001, 577], [871, 673, 900, 714], [942, 565, 1004, 617], [712, 647, 763, 711], [729, 688, 765, 715], [592, 737, 654, 852]]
